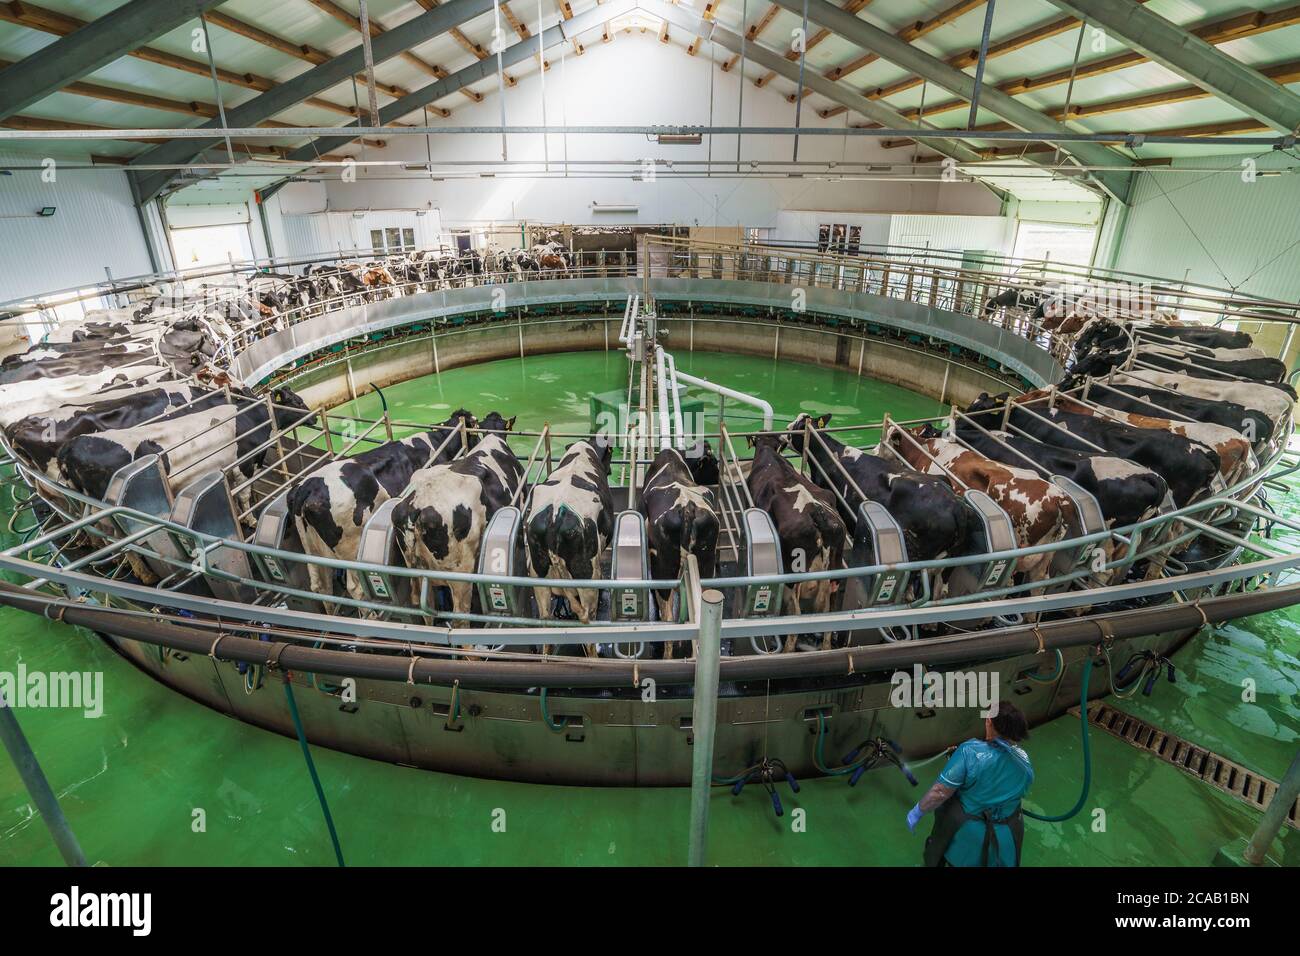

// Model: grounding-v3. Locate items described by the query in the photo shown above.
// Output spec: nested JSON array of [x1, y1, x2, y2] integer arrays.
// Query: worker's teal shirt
[[937, 738, 1034, 867]]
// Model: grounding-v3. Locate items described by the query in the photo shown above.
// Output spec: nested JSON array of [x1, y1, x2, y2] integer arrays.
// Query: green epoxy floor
[[1, 351, 1296, 866]]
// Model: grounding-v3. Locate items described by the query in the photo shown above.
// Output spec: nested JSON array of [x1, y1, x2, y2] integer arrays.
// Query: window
[[1012, 221, 1097, 270], [369, 227, 416, 255]]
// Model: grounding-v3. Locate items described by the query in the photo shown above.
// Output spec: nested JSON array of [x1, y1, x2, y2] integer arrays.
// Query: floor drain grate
[[1070, 702, 1298, 831]]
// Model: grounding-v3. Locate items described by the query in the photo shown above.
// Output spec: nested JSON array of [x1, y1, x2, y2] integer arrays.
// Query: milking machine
[[843, 501, 912, 644], [599, 510, 656, 660], [355, 498, 412, 615], [248, 490, 323, 614], [102, 454, 188, 584], [167, 470, 255, 603]]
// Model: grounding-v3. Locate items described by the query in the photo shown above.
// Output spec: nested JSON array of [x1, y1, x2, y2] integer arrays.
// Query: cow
[[952, 422, 1168, 530], [1020, 389, 1253, 482], [1058, 373, 1275, 446], [0, 348, 158, 385], [393, 413, 521, 625], [5, 381, 212, 480], [56, 387, 312, 508], [288, 409, 478, 608], [1072, 345, 1289, 386], [787, 413, 971, 565], [1105, 370, 1294, 436], [965, 392, 1219, 507], [983, 285, 1047, 318], [1072, 318, 1253, 358], [745, 433, 846, 649], [641, 445, 721, 639], [524, 438, 614, 634], [0, 365, 172, 428], [886, 425, 1076, 585]]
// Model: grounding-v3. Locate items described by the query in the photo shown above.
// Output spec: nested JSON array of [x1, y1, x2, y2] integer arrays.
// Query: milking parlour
[[0, 0, 1296, 914]]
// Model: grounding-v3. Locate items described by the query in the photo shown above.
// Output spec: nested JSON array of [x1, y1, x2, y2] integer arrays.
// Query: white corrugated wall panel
[[887, 214, 1015, 259], [0, 149, 153, 303], [1113, 154, 1300, 304]]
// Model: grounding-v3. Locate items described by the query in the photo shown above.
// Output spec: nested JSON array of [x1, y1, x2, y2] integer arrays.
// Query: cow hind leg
[[782, 587, 801, 653]]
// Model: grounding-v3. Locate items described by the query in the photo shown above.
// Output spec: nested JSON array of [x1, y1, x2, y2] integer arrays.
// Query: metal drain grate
[[1070, 702, 1299, 831]]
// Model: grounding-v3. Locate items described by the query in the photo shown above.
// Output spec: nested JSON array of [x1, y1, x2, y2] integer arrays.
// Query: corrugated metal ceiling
[[0, 0, 1294, 188]]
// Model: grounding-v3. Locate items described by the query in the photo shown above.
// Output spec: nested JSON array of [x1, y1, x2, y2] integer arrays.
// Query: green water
[[0, 351, 1295, 866]]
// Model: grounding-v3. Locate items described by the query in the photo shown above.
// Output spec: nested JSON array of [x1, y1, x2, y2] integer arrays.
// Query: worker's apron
[[922, 797, 1025, 867]]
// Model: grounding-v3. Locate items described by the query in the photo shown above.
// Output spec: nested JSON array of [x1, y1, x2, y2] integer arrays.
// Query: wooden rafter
[[410, 0, 517, 86], [0, 1, 378, 119], [819, 1, 1300, 119], [305, 0, 484, 102], [720, 3, 778, 71], [754, 0, 870, 87], [878, 56, 1300, 143], [0, 58, 391, 144], [2, 114, 350, 161], [822, 0, 986, 84]]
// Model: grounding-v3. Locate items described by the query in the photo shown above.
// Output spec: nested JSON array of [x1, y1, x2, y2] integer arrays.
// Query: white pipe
[[673, 368, 774, 431], [656, 346, 672, 451], [664, 350, 686, 449], [618, 293, 639, 345]]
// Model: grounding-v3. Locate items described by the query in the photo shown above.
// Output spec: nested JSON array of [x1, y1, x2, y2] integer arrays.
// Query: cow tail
[[680, 501, 699, 559]]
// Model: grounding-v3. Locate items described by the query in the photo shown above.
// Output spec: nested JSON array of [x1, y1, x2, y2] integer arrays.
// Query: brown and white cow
[[1020, 389, 1254, 483], [886, 425, 1077, 585]]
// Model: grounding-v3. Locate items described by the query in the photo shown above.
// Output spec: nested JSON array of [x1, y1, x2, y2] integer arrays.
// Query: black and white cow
[[287, 409, 478, 606], [787, 413, 971, 565], [641, 445, 721, 631], [56, 386, 312, 507], [0, 365, 172, 427], [1072, 346, 1289, 386], [1074, 318, 1253, 357], [524, 438, 614, 628], [393, 413, 521, 624], [965, 392, 1219, 507], [0, 347, 158, 385], [746, 433, 846, 647], [5, 381, 212, 479], [1103, 370, 1294, 437]]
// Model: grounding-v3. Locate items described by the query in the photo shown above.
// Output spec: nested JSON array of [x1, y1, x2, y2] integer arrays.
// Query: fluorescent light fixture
[[655, 133, 703, 145], [591, 203, 638, 213]]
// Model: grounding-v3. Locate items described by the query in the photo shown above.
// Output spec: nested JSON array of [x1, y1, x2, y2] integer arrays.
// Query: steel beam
[[645, 0, 984, 164], [1046, 0, 1300, 135], [278, 0, 639, 164], [765, 0, 1135, 201], [0, 0, 227, 122], [128, 0, 499, 203]]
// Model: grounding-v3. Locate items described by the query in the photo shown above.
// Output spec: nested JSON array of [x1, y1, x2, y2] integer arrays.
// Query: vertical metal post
[[198, 14, 236, 165], [966, 0, 997, 129], [687, 588, 724, 867], [792, 0, 809, 162], [356, 0, 382, 129], [1244, 750, 1300, 865], [0, 689, 88, 866]]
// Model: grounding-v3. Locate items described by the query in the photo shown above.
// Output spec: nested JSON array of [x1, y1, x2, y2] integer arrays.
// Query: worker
[[906, 701, 1034, 867]]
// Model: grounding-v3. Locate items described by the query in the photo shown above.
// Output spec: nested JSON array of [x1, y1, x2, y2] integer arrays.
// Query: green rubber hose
[[1024, 656, 1093, 823]]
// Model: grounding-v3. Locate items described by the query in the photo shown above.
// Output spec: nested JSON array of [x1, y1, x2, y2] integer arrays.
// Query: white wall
[[0, 148, 155, 303], [287, 33, 1000, 248]]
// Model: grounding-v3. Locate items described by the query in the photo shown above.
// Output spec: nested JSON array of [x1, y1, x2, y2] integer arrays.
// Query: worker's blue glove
[[906, 803, 924, 833]]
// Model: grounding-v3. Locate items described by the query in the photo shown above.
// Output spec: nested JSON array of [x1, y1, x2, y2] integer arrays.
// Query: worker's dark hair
[[992, 701, 1029, 743]]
